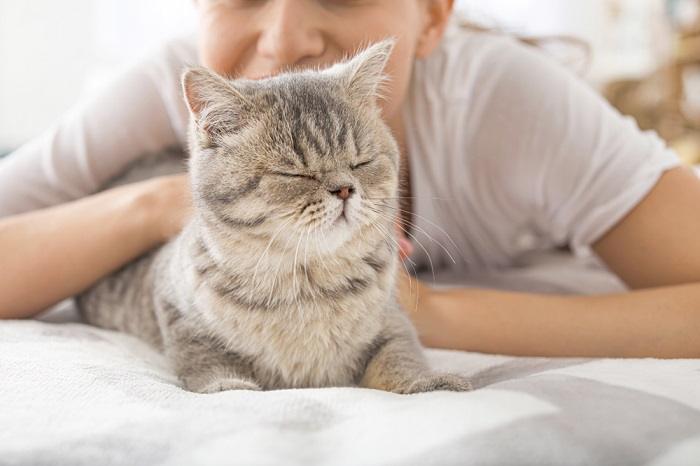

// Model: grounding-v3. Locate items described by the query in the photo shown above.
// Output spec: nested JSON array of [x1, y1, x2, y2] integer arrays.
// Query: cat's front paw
[[404, 373, 473, 394], [192, 377, 263, 394]]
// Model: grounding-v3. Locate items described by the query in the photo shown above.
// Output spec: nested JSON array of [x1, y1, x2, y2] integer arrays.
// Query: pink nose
[[330, 185, 354, 201]]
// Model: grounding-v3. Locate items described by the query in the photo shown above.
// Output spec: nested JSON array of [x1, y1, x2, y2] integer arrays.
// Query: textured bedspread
[[1, 251, 699, 466]]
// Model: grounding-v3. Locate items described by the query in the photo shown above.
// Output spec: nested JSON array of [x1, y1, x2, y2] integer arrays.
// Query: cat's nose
[[329, 184, 355, 201]]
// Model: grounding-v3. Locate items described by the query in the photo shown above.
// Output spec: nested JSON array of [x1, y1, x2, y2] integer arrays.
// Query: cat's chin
[[313, 218, 357, 255]]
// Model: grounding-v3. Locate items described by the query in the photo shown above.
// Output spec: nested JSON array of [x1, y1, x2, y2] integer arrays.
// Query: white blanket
[[2, 251, 699, 466]]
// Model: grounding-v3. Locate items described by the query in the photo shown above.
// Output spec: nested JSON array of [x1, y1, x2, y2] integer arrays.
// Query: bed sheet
[[1, 250, 698, 466]]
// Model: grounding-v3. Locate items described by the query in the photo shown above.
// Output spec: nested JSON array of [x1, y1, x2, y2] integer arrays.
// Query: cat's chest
[[199, 287, 385, 388]]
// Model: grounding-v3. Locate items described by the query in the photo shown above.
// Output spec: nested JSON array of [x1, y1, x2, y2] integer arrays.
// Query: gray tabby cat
[[77, 40, 472, 394]]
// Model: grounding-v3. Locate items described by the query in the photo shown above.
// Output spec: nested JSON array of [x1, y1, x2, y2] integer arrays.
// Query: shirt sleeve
[[469, 35, 682, 256], [0, 36, 196, 218]]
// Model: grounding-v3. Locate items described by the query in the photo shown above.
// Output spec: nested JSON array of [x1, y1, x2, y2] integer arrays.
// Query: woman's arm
[[400, 166, 700, 358], [0, 39, 194, 319], [405, 279, 700, 358], [0, 38, 190, 217], [0, 175, 191, 320]]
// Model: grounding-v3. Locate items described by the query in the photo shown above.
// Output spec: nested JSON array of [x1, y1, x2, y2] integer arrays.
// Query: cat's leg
[[163, 324, 262, 394], [172, 342, 262, 393], [358, 312, 472, 394]]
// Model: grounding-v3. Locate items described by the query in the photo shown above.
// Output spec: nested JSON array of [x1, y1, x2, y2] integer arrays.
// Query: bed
[[1, 248, 698, 466]]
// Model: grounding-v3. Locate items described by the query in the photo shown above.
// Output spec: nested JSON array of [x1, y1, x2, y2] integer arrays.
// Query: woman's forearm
[[0, 176, 187, 319], [416, 283, 700, 358]]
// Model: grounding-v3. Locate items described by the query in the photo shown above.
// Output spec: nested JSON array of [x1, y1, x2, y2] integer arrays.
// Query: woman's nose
[[257, 0, 325, 69]]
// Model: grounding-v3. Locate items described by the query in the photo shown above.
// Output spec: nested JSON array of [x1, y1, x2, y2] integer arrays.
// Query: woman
[[1, 0, 699, 358]]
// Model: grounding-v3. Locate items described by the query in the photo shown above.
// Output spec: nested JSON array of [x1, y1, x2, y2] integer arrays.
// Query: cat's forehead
[[212, 71, 387, 170], [255, 76, 351, 120], [242, 78, 364, 165]]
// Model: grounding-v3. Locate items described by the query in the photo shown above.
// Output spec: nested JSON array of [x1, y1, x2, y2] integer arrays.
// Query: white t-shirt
[[0, 20, 681, 277]]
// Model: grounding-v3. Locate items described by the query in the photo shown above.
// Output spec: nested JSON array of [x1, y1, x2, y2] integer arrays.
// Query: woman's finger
[[398, 237, 411, 260], [395, 221, 414, 260]]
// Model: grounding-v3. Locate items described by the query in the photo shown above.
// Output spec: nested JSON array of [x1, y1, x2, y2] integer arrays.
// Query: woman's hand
[[145, 174, 194, 242], [0, 174, 194, 319]]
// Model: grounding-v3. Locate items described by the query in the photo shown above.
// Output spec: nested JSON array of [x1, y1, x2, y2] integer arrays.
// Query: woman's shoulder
[[158, 32, 200, 68], [91, 32, 199, 124], [136, 32, 200, 82], [123, 33, 199, 145], [415, 17, 575, 101]]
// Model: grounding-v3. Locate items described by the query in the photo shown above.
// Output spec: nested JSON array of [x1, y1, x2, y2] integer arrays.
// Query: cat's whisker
[[302, 226, 314, 299], [251, 216, 294, 298], [394, 220, 436, 284], [362, 205, 426, 264], [354, 221, 407, 294], [310, 228, 334, 282], [364, 204, 437, 283], [292, 230, 305, 305], [365, 221, 402, 266], [374, 202, 464, 261], [368, 202, 459, 266], [402, 247, 421, 314], [367, 222, 419, 313], [372, 219, 422, 312], [360, 201, 418, 268], [367, 220, 406, 270], [251, 217, 293, 271], [358, 211, 417, 293], [365, 213, 418, 269], [364, 196, 455, 201], [266, 225, 298, 309]]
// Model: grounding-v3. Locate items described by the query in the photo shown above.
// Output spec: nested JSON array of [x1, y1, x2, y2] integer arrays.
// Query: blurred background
[[1, 0, 699, 164]]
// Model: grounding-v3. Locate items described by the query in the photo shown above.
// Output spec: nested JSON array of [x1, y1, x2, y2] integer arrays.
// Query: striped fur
[[77, 40, 472, 394]]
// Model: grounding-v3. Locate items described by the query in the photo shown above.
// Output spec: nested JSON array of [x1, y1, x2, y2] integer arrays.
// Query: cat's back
[[77, 242, 175, 348]]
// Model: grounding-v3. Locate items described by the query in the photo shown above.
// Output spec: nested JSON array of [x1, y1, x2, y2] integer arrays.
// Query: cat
[[77, 39, 473, 394]]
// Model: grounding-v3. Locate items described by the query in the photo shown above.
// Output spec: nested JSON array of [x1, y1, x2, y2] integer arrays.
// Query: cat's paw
[[193, 377, 263, 394], [404, 373, 473, 394]]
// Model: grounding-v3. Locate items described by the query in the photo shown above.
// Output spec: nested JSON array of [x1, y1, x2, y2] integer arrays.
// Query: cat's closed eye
[[351, 159, 374, 170], [270, 171, 318, 181]]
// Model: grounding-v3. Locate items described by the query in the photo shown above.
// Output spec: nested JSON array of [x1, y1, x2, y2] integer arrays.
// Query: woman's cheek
[[197, 10, 252, 75]]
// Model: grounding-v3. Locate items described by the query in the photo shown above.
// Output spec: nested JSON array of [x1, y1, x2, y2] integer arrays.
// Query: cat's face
[[183, 40, 399, 254]]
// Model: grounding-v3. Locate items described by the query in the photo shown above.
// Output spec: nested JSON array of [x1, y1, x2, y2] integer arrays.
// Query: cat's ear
[[339, 38, 395, 104], [181, 67, 250, 145]]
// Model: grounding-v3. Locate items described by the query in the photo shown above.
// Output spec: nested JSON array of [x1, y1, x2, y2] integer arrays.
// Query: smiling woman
[[1, 0, 699, 360]]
